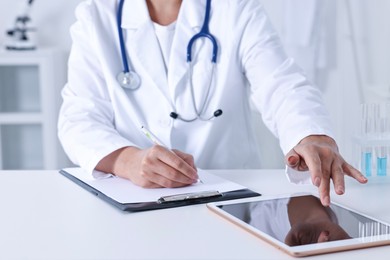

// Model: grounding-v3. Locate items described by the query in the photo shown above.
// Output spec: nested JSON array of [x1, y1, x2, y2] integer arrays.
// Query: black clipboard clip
[[158, 190, 222, 204]]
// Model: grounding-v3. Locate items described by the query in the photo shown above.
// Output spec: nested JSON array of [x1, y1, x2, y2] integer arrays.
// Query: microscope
[[5, 0, 36, 50]]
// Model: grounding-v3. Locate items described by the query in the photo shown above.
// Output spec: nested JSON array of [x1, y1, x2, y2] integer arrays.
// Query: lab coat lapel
[[121, 0, 170, 100], [168, 0, 205, 100]]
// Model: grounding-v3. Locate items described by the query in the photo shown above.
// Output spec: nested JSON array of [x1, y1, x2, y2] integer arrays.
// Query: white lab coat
[[58, 0, 334, 175]]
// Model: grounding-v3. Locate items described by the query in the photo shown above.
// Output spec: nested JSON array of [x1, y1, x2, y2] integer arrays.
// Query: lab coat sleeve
[[239, 1, 335, 156], [58, 2, 134, 174]]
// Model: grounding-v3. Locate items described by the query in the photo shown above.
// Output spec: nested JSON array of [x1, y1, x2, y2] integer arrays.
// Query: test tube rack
[[354, 136, 390, 177]]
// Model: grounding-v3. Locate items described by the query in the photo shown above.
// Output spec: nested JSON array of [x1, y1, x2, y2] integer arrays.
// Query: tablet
[[207, 193, 390, 257]]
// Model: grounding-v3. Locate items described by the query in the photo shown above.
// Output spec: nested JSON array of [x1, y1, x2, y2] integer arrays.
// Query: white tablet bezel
[[207, 193, 390, 257]]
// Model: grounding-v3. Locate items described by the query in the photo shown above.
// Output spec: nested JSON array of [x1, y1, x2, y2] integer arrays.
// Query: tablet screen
[[217, 195, 390, 247]]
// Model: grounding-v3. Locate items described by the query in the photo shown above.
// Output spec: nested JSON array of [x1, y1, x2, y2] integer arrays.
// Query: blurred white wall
[[261, 0, 390, 169], [1, 0, 389, 169]]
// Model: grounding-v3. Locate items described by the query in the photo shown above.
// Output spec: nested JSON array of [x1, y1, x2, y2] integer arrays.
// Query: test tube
[[361, 103, 375, 177], [375, 103, 389, 176], [376, 147, 387, 176], [361, 149, 372, 177]]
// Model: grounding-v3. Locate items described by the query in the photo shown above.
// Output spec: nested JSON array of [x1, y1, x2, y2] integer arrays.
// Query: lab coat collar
[[120, 0, 207, 104], [121, 0, 148, 29], [121, 0, 170, 101]]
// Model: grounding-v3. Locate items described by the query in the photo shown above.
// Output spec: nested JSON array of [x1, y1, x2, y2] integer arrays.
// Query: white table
[[0, 169, 389, 259]]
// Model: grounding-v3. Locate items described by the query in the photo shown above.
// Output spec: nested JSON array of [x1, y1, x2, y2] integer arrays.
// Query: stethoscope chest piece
[[117, 71, 141, 90]]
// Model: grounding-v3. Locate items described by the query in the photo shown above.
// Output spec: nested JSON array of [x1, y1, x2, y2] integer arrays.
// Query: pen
[[140, 125, 167, 146], [140, 126, 202, 183]]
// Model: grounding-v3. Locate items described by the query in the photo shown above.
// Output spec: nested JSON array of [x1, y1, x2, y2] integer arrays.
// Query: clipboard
[[59, 167, 260, 212]]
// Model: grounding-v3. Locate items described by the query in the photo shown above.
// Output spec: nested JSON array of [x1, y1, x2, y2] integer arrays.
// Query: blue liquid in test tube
[[376, 146, 387, 176], [375, 106, 388, 176], [362, 151, 372, 177], [377, 157, 387, 176]]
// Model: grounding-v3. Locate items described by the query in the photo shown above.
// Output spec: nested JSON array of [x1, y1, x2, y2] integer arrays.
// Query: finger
[[153, 146, 198, 181], [294, 148, 330, 205], [285, 149, 300, 168], [342, 163, 368, 184], [133, 170, 165, 188], [153, 161, 198, 185], [141, 161, 196, 188], [143, 146, 197, 185], [331, 160, 345, 195], [141, 180, 163, 188], [285, 149, 310, 171], [298, 151, 322, 187], [142, 169, 194, 188], [172, 149, 197, 170], [315, 155, 332, 206], [317, 162, 332, 206], [298, 159, 309, 171], [318, 175, 331, 207]]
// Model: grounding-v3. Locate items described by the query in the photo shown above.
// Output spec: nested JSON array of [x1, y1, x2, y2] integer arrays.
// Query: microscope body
[[5, 0, 36, 51]]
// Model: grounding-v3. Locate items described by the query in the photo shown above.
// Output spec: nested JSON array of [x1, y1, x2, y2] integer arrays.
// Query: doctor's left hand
[[285, 135, 368, 207]]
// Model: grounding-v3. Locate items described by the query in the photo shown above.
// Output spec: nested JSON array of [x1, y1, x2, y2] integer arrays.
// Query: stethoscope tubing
[[116, 0, 223, 122], [186, 0, 218, 63], [117, 0, 130, 74]]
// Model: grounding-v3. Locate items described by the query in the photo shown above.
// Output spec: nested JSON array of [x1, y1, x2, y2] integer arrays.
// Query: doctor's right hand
[[96, 146, 199, 188]]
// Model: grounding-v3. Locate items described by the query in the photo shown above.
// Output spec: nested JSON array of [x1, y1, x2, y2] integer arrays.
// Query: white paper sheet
[[62, 167, 247, 204]]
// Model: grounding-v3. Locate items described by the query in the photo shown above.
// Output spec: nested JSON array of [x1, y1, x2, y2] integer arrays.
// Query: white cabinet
[[0, 48, 69, 169]]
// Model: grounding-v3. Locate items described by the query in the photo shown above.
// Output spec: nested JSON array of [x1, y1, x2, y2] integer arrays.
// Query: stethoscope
[[116, 0, 223, 122]]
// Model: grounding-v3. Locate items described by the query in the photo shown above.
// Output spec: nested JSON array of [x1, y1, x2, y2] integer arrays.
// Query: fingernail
[[337, 186, 344, 194], [191, 174, 200, 182], [288, 156, 298, 166], [323, 196, 330, 206], [314, 177, 321, 187]]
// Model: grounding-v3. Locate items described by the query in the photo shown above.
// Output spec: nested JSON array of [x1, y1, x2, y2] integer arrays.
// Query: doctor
[[58, 0, 367, 206]]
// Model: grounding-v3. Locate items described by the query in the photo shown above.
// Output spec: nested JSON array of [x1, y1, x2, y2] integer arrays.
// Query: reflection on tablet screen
[[218, 195, 390, 247]]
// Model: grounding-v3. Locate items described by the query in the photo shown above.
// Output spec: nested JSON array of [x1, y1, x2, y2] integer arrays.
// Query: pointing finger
[[342, 163, 368, 184]]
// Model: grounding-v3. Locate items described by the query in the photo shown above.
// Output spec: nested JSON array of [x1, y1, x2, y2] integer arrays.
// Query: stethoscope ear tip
[[214, 109, 223, 117], [170, 112, 179, 119]]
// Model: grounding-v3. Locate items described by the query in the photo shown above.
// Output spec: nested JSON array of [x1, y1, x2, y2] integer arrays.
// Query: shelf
[[0, 113, 43, 124], [0, 64, 41, 113], [0, 124, 43, 169], [0, 48, 69, 170], [0, 48, 59, 64]]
